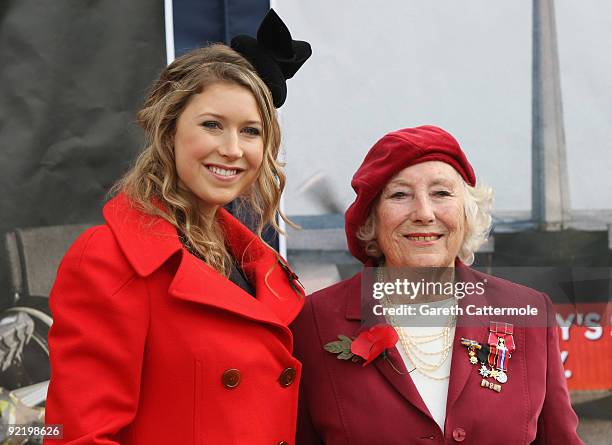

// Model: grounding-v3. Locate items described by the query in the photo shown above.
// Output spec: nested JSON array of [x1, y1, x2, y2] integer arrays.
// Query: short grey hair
[[356, 181, 493, 266]]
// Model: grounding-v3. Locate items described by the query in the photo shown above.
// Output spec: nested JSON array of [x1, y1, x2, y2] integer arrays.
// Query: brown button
[[452, 427, 466, 442], [222, 369, 241, 388], [278, 442, 289, 445], [279, 367, 296, 387]]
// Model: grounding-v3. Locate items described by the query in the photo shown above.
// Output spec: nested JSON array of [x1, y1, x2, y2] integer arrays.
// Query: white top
[[387, 297, 457, 432]]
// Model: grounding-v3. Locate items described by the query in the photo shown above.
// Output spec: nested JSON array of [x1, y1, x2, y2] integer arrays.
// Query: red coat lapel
[[103, 194, 304, 332], [102, 193, 182, 277], [219, 207, 305, 326]]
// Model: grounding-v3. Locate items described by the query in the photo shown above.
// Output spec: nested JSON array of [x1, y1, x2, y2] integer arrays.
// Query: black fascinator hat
[[231, 9, 312, 108]]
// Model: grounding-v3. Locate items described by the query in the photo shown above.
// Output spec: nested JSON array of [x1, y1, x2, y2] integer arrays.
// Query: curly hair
[[356, 180, 493, 266], [110, 44, 291, 277]]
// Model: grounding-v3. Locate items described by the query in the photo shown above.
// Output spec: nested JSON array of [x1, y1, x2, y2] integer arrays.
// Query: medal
[[460, 338, 482, 365], [481, 378, 502, 393], [469, 349, 478, 364], [461, 325, 516, 394], [461, 337, 501, 393], [487, 322, 515, 384]]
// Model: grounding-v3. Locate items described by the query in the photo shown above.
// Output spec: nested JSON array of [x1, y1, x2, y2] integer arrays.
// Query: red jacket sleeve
[[44, 227, 150, 444], [532, 295, 583, 444]]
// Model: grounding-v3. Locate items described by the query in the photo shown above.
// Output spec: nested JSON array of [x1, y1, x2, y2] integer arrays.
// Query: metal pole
[[532, 0, 571, 230]]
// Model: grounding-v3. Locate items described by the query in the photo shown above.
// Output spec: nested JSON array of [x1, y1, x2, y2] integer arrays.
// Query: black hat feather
[[231, 9, 312, 108]]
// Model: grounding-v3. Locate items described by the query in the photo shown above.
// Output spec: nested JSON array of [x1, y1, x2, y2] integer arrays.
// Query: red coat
[[44, 193, 304, 444], [291, 263, 583, 445]]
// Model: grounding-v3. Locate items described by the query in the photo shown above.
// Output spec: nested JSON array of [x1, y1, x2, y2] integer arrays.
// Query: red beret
[[345, 125, 476, 264]]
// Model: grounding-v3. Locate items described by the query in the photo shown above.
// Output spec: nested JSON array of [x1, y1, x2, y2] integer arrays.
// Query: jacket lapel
[[346, 271, 432, 419], [167, 251, 295, 329], [445, 263, 490, 414], [372, 347, 433, 418], [346, 264, 492, 420], [104, 194, 304, 335], [219, 208, 305, 326], [445, 322, 489, 413]]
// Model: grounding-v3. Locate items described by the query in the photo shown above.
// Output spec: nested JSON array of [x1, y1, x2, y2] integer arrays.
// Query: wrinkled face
[[374, 161, 466, 268], [174, 81, 264, 217]]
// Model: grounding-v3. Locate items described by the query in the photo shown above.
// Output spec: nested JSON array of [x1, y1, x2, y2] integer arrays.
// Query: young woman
[[44, 10, 311, 445]]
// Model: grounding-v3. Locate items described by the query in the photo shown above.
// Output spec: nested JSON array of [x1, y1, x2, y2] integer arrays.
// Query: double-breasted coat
[[44, 193, 305, 444], [291, 263, 583, 445]]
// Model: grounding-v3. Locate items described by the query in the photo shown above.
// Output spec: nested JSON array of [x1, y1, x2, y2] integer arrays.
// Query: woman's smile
[[404, 232, 444, 245], [203, 163, 245, 181]]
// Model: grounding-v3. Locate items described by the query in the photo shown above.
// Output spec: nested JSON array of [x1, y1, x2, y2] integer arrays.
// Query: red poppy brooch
[[324, 324, 399, 366]]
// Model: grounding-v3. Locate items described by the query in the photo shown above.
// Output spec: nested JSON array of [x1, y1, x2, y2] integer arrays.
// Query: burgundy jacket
[[291, 264, 583, 445]]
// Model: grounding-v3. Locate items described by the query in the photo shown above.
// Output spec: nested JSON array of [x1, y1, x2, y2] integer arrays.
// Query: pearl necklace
[[377, 267, 457, 380]]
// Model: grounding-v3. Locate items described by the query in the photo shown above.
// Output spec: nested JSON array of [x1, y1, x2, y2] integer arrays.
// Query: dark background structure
[[0, 0, 268, 308]]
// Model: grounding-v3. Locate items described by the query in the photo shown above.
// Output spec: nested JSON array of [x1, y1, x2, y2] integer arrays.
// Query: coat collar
[[445, 262, 490, 415], [103, 193, 304, 330], [343, 261, 490, 422]]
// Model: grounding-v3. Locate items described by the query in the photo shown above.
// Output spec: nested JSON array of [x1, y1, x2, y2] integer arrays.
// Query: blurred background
[[0, 0, 610, 443]]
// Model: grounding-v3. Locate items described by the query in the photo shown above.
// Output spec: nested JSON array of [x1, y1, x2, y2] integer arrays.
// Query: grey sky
[[276, 1, 611, 214]]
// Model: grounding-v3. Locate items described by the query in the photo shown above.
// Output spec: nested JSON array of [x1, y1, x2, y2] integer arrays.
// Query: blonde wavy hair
[[357, 181, 493, 266], [110, 44, 290, 277]]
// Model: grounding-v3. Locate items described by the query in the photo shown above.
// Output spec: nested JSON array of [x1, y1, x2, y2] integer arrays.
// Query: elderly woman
[[291, 126, 583, 444]]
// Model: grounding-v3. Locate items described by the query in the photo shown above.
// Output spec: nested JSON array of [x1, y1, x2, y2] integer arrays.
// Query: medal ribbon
[[496, 348, 508, 371], [487, 321, 515, 351]]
